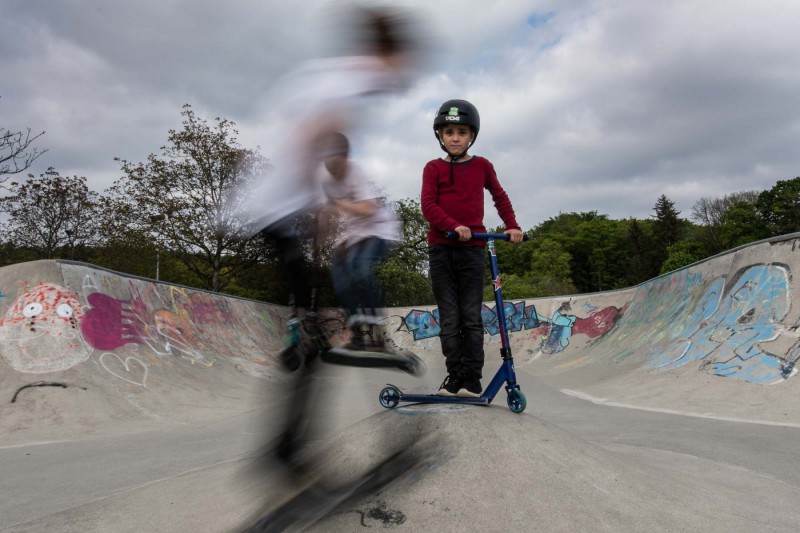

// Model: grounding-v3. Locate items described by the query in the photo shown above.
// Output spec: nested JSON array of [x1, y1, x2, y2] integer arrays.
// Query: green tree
[[487, 226, 535, 278], [691, 191, 760, 253], [110, 105, 269, 292], [574, 216, 627, 292], [1, 168, 99, 259], [528, 237, 576, 296], [659, 240, 708, 274], [389, 198, 429, 273], [372, 198, 435, 306], [756, 177, 800, 236], [652, 194, 682, 267], [625, 218, 657, 284], [378, 256, 434, 307], [719, 201, 770, 248], [483, 273, 539, 301], [531, 211, 598, 292]]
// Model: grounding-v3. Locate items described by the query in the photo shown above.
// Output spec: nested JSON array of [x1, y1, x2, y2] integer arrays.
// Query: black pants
[[261, 221, 310, 309], [428, 245, 486, 380]]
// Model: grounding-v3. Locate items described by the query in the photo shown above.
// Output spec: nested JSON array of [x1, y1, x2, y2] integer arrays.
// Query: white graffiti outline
[[99, 352, 149, 387]]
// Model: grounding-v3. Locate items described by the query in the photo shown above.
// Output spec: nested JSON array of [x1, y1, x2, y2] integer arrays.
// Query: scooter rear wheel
[[379, 386, 401, 409], [507, 389, 527, 413]]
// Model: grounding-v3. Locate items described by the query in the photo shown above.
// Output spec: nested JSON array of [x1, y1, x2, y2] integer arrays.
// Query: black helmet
[[433, 99, 480, 156]]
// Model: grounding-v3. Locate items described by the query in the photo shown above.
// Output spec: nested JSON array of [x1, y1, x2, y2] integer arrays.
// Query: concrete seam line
[[560, 389, 800, 429]]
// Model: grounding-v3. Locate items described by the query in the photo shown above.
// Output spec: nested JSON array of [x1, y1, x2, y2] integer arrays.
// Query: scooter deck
[[397, 393, 490, 405], [382, 383, 493, 405], [322, 346, 425, 376]]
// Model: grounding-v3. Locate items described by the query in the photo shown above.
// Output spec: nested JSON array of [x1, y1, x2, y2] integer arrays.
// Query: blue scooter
[[379, 232, 527, 414]]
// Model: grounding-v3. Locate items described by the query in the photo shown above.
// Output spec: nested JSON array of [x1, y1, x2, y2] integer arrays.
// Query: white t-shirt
[[322, 163, 400, 246], [237, 56, 410, 233]]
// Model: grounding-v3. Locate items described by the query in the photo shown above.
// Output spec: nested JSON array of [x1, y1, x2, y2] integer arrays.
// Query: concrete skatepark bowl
[[1, 233, 799, 531]]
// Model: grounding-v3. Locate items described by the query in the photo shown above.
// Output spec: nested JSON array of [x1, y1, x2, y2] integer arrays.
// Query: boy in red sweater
[[421, 99, 523, 397]]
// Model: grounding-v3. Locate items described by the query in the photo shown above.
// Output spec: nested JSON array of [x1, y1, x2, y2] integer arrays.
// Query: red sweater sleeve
[[485, 160, 521, 231]]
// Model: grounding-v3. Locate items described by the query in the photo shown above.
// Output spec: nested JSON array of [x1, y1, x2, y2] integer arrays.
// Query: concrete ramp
[[2, 233, 800, 443], [2, 234, 800, 532]]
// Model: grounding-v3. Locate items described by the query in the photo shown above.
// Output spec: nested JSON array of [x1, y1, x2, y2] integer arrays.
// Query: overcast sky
[[3, 0, 799, 230]]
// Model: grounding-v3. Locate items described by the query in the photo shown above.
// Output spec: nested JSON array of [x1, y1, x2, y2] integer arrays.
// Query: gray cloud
[[3, 0, 799, 230]]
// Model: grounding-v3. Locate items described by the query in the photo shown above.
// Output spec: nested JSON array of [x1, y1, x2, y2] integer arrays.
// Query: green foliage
[[719, 201, 770, 248], [378, 256, 434, 307], [528, 237, 577, 296], [483, 273, 536, 301], [488, 227, 535, 278], [659, 241, 709, 274], [691, 191, 760, 253], [390, 198, 429, 273], [625, 218, 661, 284], [110, 104, 270, 292], [0, 168, 99, 259], [652, 194, 682, 266], [756, 177, 800, 236]]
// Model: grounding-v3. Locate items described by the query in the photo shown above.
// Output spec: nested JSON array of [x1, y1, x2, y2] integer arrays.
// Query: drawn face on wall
[[0, 282, 89, 373]]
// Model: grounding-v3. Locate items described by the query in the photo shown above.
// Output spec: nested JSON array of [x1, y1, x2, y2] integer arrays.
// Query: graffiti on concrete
[[481, 301, 541, 336], [80, 292, 147, 350], [647, 263, 794, 384], [10, 381, 86, 403], [403, 308, 441, 340], [402, 301, 619, 355], [99, 353, 148, 387], [0, 282, 90, 373], [0, 271, 290, 377], [541, 302, 577, 354]]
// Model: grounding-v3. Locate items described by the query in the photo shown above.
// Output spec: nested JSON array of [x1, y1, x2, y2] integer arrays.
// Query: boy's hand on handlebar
[[505, 228, 524, 244], [454, 225, 472, 241]]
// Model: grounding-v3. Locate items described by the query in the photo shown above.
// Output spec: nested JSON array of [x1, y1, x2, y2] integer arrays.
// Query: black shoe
[[457, 377, 482, 398], [279, 344, 301, 372], [341, 322, 371, 352], [436, 375, 462, 397]]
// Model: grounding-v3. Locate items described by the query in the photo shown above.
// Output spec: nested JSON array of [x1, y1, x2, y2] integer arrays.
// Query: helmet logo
[[445, 106, 461, 121]]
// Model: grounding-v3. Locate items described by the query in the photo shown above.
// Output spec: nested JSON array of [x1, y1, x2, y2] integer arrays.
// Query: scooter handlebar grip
[[444, 231, 530, 241]]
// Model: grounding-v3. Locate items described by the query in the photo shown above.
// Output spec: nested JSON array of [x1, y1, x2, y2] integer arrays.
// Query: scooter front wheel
[[507, 389, 527, 414], [379, 386, 401, 409]]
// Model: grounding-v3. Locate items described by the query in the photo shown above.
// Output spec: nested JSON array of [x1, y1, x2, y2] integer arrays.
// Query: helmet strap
[[436, 129, 474, 184]]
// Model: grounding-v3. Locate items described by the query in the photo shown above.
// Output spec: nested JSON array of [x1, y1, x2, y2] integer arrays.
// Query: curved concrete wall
[[1, 233, 798, 439]]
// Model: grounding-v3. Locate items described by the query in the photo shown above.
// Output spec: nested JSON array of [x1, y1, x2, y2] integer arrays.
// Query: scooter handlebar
[[445, 231, 529, 242]]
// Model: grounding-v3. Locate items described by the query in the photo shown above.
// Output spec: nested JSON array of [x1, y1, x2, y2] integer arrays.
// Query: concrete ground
[[2, 362, 800, 532]]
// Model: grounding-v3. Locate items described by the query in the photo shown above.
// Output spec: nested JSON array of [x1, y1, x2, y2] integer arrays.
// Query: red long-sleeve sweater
[[421, 156, 520, 247]]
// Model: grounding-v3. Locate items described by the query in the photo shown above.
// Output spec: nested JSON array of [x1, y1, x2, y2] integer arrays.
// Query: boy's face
[[325, 153, 348, 179], [439, 125, 474, 157]]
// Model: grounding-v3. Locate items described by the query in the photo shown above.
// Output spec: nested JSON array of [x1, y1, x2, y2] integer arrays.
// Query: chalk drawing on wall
[[0, 282, 90, 373], [99, 353, 148, 387]]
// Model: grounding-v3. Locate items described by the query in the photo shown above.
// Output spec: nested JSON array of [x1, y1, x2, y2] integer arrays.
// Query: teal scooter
[[379, 232, 527, 414]]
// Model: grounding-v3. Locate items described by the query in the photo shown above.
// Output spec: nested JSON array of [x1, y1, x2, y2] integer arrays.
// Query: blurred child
[[320, 133, 400, 351], [236, 7, 423, 476]]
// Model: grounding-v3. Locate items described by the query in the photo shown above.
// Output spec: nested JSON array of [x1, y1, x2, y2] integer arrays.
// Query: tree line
[[2, 104, 798, 307]]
